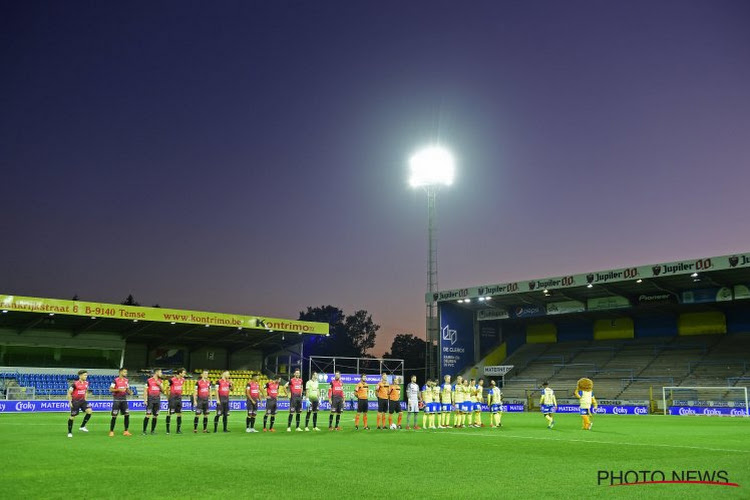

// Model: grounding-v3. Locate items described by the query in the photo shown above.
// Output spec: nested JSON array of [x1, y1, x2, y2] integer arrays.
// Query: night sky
[[2, 1, 749, 355]]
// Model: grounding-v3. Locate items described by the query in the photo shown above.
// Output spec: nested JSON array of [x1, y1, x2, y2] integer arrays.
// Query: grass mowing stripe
[[447, 430, 750, 454]]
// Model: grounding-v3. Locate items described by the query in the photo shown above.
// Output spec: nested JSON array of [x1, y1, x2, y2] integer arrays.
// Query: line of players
[[68, 368, 596, 437], [417, 375, 504, 429], [69, 368, 505, 436], [69, 367, 355, 436], [141, 367, 350, 434]]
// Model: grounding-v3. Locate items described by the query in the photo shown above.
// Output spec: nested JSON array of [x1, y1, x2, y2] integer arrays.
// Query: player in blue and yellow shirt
[[431, 381, 441, 429], [540, 381, 557, 429], [453, 376, 465, 428], [473, 379, 485, 427], [421, 379, 433, 429], [487, 380, 503, 428], [440, 375, 453, 428]]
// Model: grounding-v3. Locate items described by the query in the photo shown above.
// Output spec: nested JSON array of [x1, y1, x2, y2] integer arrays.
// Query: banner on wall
[[682, 287, 733, 304], [511, 305, 546, 319], [734, 285, 750, 300], [546, 300, 585, 315], [431, 253, 749, 304], [440, 304, 475, 377], [0, 399, 407, 413], [477, 308, 509, 321], [554, 404, 649, 415], [637, 293, 679, 305], [479, 323, 500, 358], [0, 294, 328, 335], [588, 296, 630, 311], [667, 406, 748, 417]]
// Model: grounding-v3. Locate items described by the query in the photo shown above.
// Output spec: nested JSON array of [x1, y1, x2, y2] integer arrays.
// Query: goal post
[[662, 386, 748, 417], [5, 386, 35, 400]]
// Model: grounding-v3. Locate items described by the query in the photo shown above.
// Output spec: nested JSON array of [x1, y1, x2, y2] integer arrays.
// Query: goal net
[[5, 386, 35, 400], [662, 386, 748, 417]]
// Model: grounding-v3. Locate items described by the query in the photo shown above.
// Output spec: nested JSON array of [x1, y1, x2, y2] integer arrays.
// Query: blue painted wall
[[634, 316, 677, 338], [556, 320, 594, 342], [726, 307, 750, 334]]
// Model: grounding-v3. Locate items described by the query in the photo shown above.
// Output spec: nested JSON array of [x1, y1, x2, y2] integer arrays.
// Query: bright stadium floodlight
[[409, 146, 455, 188], [410, 144, 456, 381]]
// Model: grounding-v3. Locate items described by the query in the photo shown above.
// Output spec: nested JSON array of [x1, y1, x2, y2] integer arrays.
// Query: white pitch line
[[443, 431, 750, 454]]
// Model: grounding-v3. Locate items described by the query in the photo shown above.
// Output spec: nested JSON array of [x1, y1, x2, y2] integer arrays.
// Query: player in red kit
[[214, 370, 233, 433], [166, 367, 186, 434], [143, 369, 165, 435], [109, 367, 132, 437], [328, 371, 344, 431], [67, 369, 92, 437], [193, 370, 212, 433], [245, 374, 261, 433], [263, 376, 280, 432], [285, 369, 304, 432]]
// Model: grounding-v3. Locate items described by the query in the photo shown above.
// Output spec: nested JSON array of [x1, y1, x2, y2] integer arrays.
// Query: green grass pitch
[[0, 411, 748, 499]]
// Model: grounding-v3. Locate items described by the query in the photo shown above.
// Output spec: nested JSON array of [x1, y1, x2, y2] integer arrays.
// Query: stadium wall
[[557, 320, 593, 342], [123, 343, 262, 372], [122, 343, 148, 369], [187, 346, 228, 370], [677, 311, 726, 335], [0, 328, 124, 368], [229, 349, 263, 371], [593, 318, 634, 340], [478, 320, 501, 358], [726, 308, 750, 333], [526, 323, 556, 343], [0, 328, 123, 350], [503, 323, 526, 354], [634, 316, 677, 338]]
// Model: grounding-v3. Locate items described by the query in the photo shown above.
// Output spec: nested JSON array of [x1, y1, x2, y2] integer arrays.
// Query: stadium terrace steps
[[500, 333, 750, 401], [567, 349, 616, 366], [501, 343, 550, 375]]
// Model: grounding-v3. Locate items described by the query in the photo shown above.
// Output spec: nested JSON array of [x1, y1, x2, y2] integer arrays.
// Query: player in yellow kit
[[421, 379, 433, 429], [487, 380, 503, 428], [462, 378, 471, 427], [467, 379, 476, 427], [472, 379, 485, 427], [440, 375, 453, 428], [540, 381, 558, 429], [431, 380, 441, 429], [453, 376, 465, 428]]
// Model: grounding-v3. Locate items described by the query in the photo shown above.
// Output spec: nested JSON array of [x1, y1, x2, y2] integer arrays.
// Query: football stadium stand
[[498, 333, 750, 406], [0, 368, 286, 399], [431, 252, 750, 413], [1, 369, 138, 398], [0, 294, 328, 403]]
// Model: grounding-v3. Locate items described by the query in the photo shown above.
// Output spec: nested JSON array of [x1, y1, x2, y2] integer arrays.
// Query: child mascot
[[575, 378, 597, 430]]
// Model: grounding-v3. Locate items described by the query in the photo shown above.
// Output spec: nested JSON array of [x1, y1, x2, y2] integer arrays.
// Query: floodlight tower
[[409, 145, 455, 380]]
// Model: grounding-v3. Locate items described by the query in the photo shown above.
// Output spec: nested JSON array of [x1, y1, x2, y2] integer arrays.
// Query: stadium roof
[[0, 294, 328, 350], [428, 252, 750, 320]]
